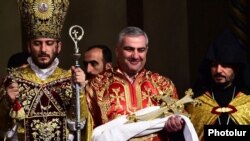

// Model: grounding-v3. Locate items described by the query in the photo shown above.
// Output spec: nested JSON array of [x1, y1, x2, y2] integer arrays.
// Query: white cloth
[[3, 123, 19, 141], [67, 119, 86, 131], [68, 133, 74, 141], [92, 106, 198, 141], [27, 57, 59, 80]]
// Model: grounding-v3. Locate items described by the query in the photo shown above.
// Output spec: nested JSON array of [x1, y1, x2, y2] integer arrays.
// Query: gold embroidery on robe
[[0, 66, 93, 141], [186, 92, 250, 141], [86, 68, 178, 141]]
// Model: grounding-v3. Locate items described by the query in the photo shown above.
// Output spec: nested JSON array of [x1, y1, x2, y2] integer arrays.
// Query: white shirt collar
[[27, 57, 59, 80]]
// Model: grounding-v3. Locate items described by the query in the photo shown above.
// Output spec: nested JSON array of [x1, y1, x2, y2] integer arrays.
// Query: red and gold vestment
[[0, 66, 92, 141], [86, 68, 178, 140]]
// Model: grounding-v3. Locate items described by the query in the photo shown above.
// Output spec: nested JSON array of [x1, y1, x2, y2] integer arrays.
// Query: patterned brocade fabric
[[85, 68, 178, 141], [186, 92, 250, 141], [0, 66, 93, 141], [11, 66, 71, 140]]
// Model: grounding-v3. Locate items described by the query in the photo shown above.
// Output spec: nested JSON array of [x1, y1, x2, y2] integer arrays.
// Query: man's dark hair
[[86, 44, 112, 63], [7, 52, 30, 68]]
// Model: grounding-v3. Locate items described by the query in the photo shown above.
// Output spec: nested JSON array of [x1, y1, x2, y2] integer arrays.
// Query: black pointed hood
[[193, 28, 250, 96]]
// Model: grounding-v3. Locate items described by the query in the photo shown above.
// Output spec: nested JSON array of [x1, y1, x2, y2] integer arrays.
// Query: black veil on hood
[[193, 28, 250, 97]]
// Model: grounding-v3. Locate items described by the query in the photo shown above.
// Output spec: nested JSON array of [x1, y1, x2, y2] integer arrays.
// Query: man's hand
[[165, 115, 185, 132], [71, 66, 86, 88], [6, 81, 19, 103]]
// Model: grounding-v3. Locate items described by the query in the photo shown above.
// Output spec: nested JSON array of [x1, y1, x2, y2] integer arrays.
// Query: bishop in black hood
[[193, 28, 250, 97]]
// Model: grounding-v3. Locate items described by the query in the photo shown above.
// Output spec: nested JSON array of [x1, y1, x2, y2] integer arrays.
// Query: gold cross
[[142, 86, 154, 106], [127, 89, 194, 123], [110, 87, 124, 109]]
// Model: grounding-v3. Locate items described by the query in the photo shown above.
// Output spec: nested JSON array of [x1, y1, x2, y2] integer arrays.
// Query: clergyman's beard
[[86, 73, 95, 80], [37, 61, 53, 69], [214, 80, 231, 88], [213, 74, 234, 88], [32, 54, 57, 69]]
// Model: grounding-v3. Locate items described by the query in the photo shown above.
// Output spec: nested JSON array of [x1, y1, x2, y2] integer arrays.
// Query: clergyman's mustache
[[38, 53, 49, 57], [214, 73, 225, 78]]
